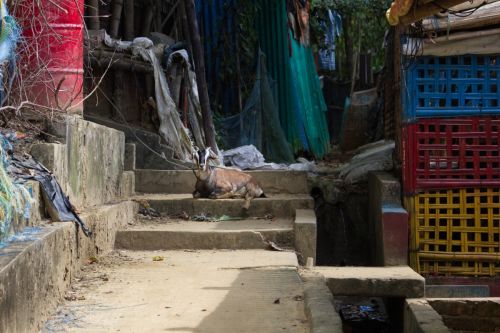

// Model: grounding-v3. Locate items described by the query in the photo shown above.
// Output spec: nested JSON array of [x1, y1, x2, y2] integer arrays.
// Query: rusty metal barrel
[[12, 0, 84, 113]]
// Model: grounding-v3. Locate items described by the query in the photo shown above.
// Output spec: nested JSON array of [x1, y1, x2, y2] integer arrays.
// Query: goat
[[192, 148, 266, 209]]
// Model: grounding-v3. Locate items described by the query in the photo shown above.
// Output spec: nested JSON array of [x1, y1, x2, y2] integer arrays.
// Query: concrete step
[[313, 266, 425, 298], [134, 169, 309, 195], [133, 193, 314, 218], [115, 218, 294, 250]]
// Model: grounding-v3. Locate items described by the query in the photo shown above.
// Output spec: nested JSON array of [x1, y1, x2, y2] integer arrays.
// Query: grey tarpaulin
[[218, 51, 294, 163], [8, 155, 92, 237], [104, 34, 197, 161]]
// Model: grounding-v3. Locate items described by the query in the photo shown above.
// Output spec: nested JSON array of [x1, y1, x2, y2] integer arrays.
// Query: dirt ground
[[42, 250, 309, 333]]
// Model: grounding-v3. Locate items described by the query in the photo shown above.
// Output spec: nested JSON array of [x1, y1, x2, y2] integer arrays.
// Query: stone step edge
[[301, 273, 344, 333]]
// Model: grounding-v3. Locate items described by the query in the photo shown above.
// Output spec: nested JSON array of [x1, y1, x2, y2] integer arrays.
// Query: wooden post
[[111, 0, 124, 38], [185, 0, 217, 151], [123, 0, 134, 40], [88, 0, 100, 30], [393, 25, 403, 171], [142, 5, 154, 36]]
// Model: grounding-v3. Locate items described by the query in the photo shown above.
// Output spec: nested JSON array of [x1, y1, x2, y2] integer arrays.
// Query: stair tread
[[123, 218, 293, 232], [133, 193, 312, 200]]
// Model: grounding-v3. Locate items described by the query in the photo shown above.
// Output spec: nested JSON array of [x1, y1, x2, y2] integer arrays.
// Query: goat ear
[[192, 151, 199, 168]]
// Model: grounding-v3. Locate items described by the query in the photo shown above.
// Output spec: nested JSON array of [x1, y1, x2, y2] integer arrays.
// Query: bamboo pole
[[399, 0, 471, 25], [88, 0, 100, 30], [419, 251, 500, 262], [185, 0, 217, 151]]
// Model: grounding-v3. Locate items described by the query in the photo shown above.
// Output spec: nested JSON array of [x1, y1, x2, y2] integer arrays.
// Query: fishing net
[[0, 137, 31, 243], [217, 51, 294, 163]]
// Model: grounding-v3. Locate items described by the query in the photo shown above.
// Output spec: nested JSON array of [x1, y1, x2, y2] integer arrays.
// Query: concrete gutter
[[314, 266, 425, 298], [404, 299, 452, 333]]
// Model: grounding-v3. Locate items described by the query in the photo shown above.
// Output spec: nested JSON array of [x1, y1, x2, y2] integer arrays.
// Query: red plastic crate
[[403, 117, 500, 194]]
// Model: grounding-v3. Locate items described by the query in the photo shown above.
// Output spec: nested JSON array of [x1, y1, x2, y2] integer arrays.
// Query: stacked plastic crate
[[402, 55, 500, 277]]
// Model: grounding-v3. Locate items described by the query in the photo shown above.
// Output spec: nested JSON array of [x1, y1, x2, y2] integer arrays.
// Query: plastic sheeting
[[336, 140, 395, 184], [222, 145, 316, 172], [9, 155, 91, 237], [218, 51, 294, 163], [104, 34, 197, 161]]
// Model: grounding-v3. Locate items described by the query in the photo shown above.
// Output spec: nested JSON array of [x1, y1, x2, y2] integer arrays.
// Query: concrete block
[[26, 181, 45, 227], [315, 266, 425, 298], [404, 299, 451, 333], [369, 171, 409, 266], [32, 117, 127, 209], [302, 275, 343, 333], [65, 116, 125, 208], [31, 142, 69, 193], [294, 209, 317, 265], [0, 200, 137, 333], [119, 171, 135, 198], [377, 204, 409, 266], [369, 171, 402, 204], [425, 285, 490, 298], [124, 143, 136, 171]]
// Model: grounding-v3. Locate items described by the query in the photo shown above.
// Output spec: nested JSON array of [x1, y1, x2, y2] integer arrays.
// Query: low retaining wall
[[0, 200, 137, 333], [404, 299, 451, 333]]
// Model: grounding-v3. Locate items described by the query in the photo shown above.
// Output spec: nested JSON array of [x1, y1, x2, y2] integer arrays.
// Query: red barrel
[[12, 0, 84, 113]]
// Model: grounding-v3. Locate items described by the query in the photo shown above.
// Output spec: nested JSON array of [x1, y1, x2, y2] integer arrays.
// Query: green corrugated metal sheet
[[256, 0, 330, 158]]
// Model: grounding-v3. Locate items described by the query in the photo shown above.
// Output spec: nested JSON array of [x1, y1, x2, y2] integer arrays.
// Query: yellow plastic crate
[[405, 188, 500, 277]]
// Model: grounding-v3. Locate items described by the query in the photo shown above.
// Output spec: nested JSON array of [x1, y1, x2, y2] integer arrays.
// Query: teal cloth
[[289, 31, 330, 158], [256, 0, 330, 158]]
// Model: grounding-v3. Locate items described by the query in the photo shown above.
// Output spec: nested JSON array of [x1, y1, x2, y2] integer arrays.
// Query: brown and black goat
[[192, 148, 266, 209]]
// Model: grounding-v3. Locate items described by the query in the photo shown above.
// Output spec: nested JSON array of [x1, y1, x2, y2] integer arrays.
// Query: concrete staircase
[[115, 170, 317, 261]]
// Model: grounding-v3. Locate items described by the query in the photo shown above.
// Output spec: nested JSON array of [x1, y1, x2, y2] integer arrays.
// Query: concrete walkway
[[43, 250, 309, 333]]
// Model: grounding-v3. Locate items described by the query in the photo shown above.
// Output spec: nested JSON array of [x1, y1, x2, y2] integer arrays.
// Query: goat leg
[[242, 193, 253, 210], [210, 191, 235, 200]]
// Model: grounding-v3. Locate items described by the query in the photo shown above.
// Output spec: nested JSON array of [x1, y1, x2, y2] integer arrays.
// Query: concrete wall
[[0, 116, 137, 333], [32, 116, 127, 209], [429, 298, 500, 332], [404, 299, 451, 333], [369, 171, 409, 266]]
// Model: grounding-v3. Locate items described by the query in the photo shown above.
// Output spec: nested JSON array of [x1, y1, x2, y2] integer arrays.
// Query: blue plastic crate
[[403, 55, 500, 121]]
